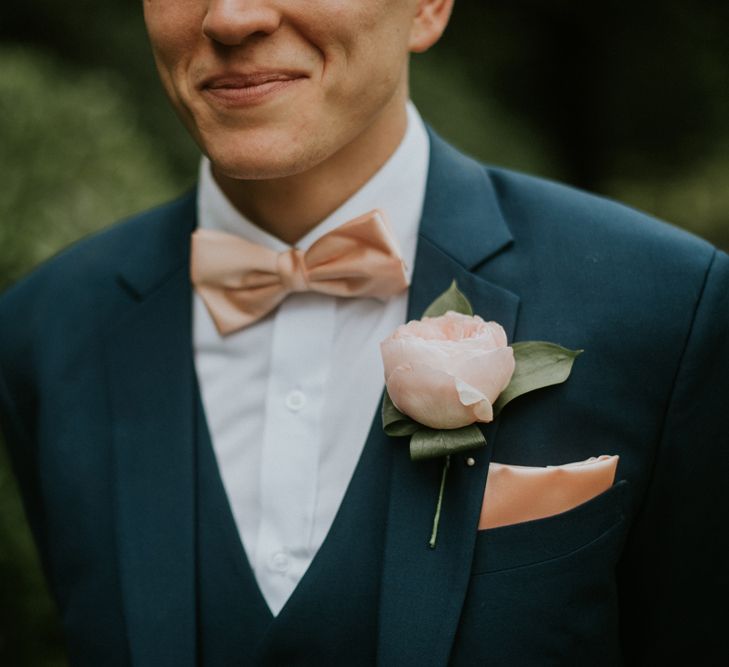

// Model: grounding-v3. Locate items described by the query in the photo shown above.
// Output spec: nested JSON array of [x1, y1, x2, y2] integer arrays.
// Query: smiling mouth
[[201, 71, 307, 106]]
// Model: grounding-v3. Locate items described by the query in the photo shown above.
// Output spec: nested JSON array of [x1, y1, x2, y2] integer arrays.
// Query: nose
[[203, 0, 282, 46]]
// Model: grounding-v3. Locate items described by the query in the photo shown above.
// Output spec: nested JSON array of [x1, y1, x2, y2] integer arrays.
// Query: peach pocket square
[[479, 455, 619, 530]]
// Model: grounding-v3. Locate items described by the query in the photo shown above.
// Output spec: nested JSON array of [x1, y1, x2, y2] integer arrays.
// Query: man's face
[[144, 0, 431, 180]]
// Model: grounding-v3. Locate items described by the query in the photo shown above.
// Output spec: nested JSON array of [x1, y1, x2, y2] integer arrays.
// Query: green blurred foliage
[[430, 1, 729, 249], [410, 51, 556, 177], [0, 48, 184, 290], [0, 1, 728, 664]]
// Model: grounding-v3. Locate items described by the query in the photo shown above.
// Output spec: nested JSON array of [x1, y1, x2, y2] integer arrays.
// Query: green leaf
[[409, 424, 486, 461], [422, 280, 473, 318], [382, 391, 420, 437], [493, 341, 583, 415]]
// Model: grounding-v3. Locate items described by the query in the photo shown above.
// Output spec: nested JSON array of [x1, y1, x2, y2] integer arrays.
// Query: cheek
[[144, 2, 203, 76], [353, 15, 412, 81], [295, 1, 411, 73]]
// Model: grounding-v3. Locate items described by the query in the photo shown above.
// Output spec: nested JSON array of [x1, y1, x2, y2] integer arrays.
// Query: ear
[[408, 0, 455, 53]]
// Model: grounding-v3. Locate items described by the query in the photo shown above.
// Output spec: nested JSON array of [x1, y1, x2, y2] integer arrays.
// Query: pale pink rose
[[380, 311, 516, 430]]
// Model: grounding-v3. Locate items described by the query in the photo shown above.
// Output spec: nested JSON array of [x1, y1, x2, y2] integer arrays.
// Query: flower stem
[[429, 455, 451, 549]]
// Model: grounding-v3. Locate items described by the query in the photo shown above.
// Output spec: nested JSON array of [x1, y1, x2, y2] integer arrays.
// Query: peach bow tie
[[190, 209, 410, 335]]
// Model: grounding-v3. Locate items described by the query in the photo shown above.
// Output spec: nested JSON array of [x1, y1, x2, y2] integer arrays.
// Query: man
[[1, 1, 727, 665]]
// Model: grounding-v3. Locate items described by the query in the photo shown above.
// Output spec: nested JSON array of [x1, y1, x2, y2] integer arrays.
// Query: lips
[[203, 70, 306, 88], [200, 70, 307, 106]]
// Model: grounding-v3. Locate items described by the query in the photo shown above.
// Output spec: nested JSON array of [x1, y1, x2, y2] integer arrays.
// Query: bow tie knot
[[277, 248, 309, 293], [191, 209, 409, 335]]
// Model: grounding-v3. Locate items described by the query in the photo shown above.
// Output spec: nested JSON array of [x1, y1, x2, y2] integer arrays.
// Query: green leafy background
[[1, 1, 728, 662]]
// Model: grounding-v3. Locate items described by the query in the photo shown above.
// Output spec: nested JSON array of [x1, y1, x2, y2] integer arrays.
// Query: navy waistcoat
[[195, 394, 392, 666]]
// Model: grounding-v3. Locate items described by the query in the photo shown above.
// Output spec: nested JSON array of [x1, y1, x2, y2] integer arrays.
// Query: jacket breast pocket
[[449, 481, 631, 666], [471, 478, 629, 575]]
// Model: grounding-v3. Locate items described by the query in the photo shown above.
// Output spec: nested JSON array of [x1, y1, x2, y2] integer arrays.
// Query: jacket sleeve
[[618, 248, 729, 664], [0, 334, 53, 582]]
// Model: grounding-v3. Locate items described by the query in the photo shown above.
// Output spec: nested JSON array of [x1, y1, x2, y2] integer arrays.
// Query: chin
[[203, 132, 331, 181]]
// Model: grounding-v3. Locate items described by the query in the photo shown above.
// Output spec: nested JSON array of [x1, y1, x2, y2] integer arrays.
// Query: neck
[[211, 92, 409, 246]]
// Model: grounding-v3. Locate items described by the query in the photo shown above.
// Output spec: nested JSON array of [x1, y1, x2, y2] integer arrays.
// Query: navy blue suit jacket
[[1, 131, 728, 665]]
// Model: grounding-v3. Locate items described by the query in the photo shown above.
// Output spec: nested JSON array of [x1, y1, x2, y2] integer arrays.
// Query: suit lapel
[[377, 132, 520, 666], [105, 193, 198, 667]]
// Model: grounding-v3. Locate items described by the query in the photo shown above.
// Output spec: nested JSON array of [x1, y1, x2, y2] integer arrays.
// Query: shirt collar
[[197, 102, 430, 281]]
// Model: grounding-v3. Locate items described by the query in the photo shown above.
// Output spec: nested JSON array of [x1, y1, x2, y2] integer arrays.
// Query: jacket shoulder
[[485, 166, 715, 267], [480, 166, 726, 366], [3, 190, 195, 298], [0, 190, 195, 365]]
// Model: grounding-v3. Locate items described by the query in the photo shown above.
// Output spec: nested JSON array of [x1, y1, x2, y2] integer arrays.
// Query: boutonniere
[[380, 282, 582, 548]]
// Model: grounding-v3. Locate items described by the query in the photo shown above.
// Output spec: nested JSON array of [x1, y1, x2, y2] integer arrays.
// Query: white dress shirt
[[193, 102, 430, 615]]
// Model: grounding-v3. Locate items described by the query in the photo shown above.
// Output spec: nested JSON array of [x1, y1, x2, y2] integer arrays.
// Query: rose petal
[[480, 321, 508, 349], [455, 378, 486, 406], [449, 346, 515, 403], [386, 363, 475, 430], [455, 378, 494, 423], [381, 337, 457, 377], [472, 398, 494, 422], [381, 330, 513, 380], [387, 312, 507, 346]]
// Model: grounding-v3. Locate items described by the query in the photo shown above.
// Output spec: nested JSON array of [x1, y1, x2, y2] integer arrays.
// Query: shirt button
[[269, 551, 290, 573], [285, 390, 306, 412]]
